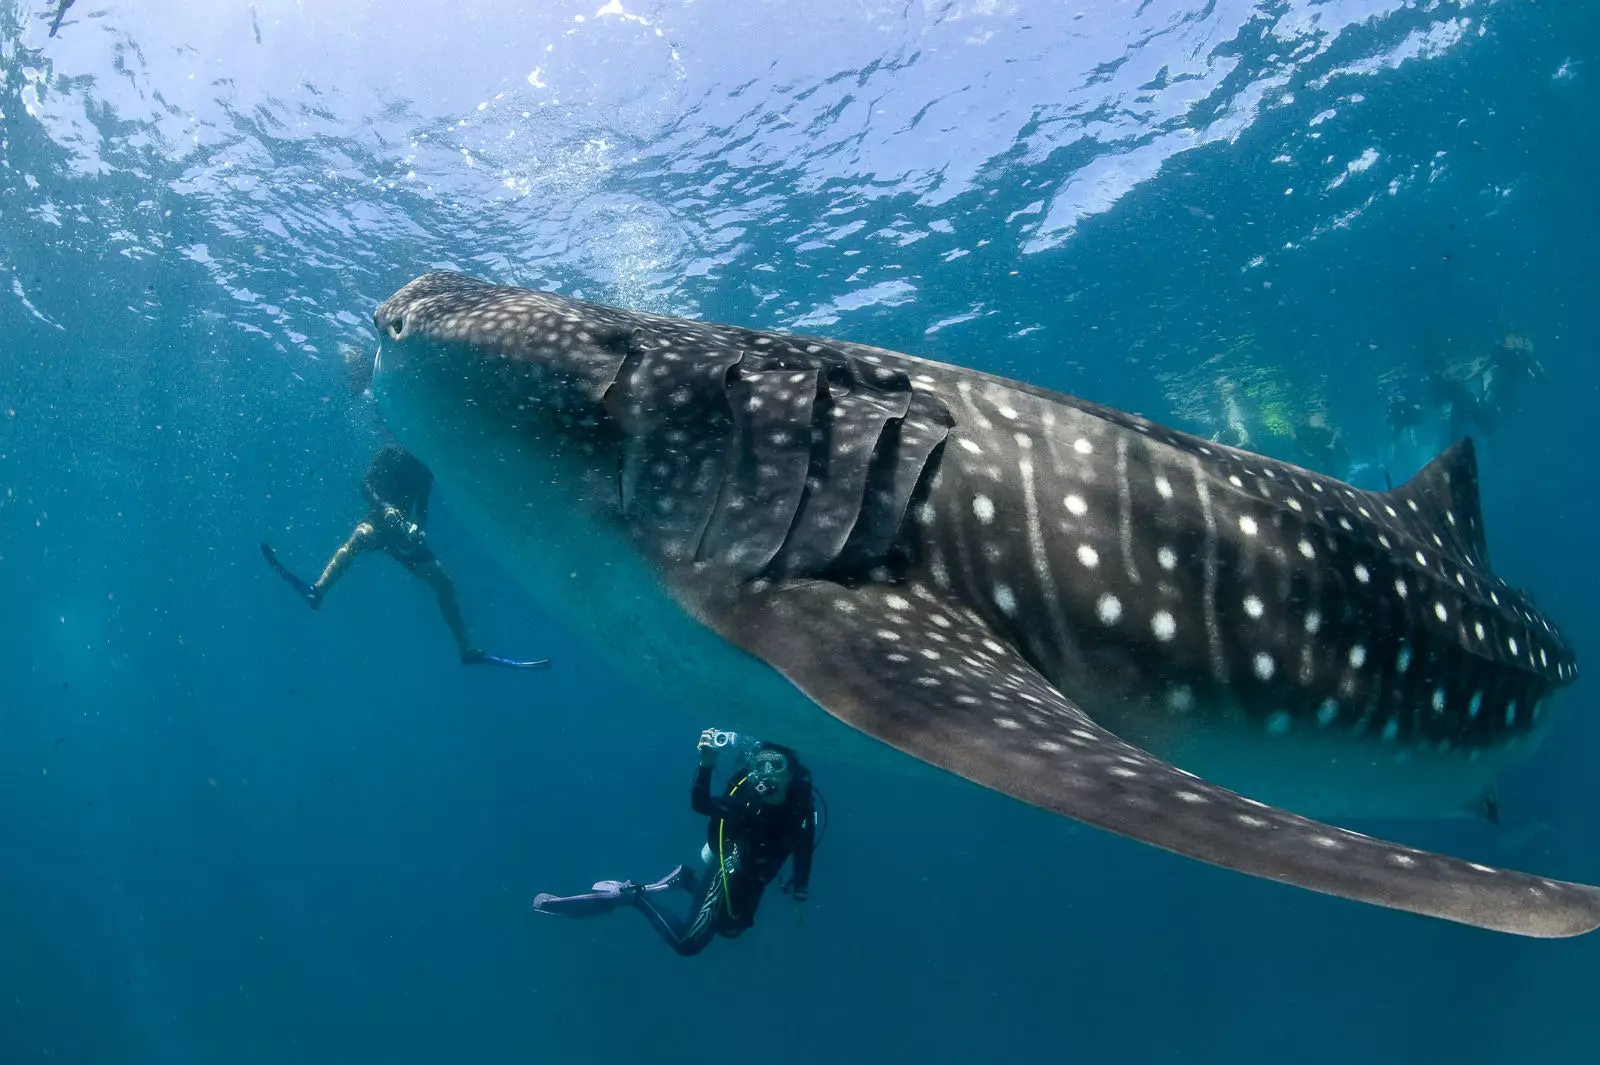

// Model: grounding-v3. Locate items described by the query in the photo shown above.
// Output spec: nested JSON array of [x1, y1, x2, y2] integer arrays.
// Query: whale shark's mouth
[[367, 270, 1597, 939]]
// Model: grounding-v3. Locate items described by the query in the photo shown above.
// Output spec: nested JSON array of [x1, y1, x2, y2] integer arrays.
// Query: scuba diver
[[260, 444, 548, 670], [533, 729, 819, 957]]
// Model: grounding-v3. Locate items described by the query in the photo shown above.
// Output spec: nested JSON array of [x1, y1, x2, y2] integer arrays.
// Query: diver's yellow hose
[[718, 775, 746, 918]]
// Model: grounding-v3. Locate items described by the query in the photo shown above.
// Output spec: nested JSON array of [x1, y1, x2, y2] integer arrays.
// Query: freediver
[[533, 729, 819, 956], [260, 444, 548, 670]]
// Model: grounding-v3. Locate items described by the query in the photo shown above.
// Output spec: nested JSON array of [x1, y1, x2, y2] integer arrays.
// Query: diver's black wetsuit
[[632, 751, 815, 957]]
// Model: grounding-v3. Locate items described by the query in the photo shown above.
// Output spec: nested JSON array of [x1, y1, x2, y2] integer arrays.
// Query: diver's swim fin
[[462, 649, 550, 670], [260, 542, 319, 608], [533, 885, 633, 917], [532, 868, 686, 917]]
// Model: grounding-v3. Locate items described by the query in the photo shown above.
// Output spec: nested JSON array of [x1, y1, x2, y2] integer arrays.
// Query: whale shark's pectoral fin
[[692, 577, 1600, 939]]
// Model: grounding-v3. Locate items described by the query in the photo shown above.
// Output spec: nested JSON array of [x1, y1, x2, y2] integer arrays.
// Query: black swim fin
[[260, 542, 320, 608]]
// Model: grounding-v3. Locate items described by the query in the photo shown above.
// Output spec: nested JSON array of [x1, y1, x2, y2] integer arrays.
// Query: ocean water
[[1, 0, 1597, 1061]]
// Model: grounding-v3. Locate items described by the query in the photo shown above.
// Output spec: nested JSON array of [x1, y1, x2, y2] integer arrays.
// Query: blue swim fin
[[462, 649, 550, 670]]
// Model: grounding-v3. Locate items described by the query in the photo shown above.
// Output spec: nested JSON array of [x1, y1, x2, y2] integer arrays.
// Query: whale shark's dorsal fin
[[1384, 436, 1491, 570], [677, 575, 1600, 939]]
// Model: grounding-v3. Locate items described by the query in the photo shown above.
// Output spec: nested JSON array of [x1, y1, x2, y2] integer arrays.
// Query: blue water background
[[1, 0, 1597, 1061]]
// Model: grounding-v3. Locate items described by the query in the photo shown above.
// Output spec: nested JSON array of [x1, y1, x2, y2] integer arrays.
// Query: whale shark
[[370, 270, 1596, 938]]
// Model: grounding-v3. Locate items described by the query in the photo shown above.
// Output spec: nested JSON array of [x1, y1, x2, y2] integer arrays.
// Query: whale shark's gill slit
[[831, 385, 952, 570], [772, 359, 911, 578], [608, 337, 741, 562], [602, 329, 651, 512], [699, 361, 819, 577], [836, 396, 949, 574], [590, 325, 644, 408], [765, 368, 845, 575]]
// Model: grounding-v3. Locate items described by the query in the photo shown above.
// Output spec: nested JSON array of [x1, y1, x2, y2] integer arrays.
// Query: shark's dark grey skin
[[371, 271, 1595, 938]]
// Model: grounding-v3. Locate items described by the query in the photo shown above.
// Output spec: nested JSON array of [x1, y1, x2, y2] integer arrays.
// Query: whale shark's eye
[[387, 315, 406, 339]]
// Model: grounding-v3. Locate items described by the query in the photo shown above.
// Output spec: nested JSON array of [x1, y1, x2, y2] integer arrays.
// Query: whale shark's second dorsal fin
[[1384, 437, 1491, 571]]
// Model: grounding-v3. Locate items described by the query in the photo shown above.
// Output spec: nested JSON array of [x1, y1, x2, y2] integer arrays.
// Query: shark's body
[[371, 271, 1596, 937]]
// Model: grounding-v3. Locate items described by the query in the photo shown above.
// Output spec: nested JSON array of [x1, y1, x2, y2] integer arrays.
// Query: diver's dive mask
[[746, 751, 791, 797]]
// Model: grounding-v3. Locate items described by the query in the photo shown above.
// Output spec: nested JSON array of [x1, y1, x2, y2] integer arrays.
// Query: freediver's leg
[[302, 521, 381, 607], [406, 555, 550, 669], [264, 522, 377, 609], [405, 556, 476, 660]]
